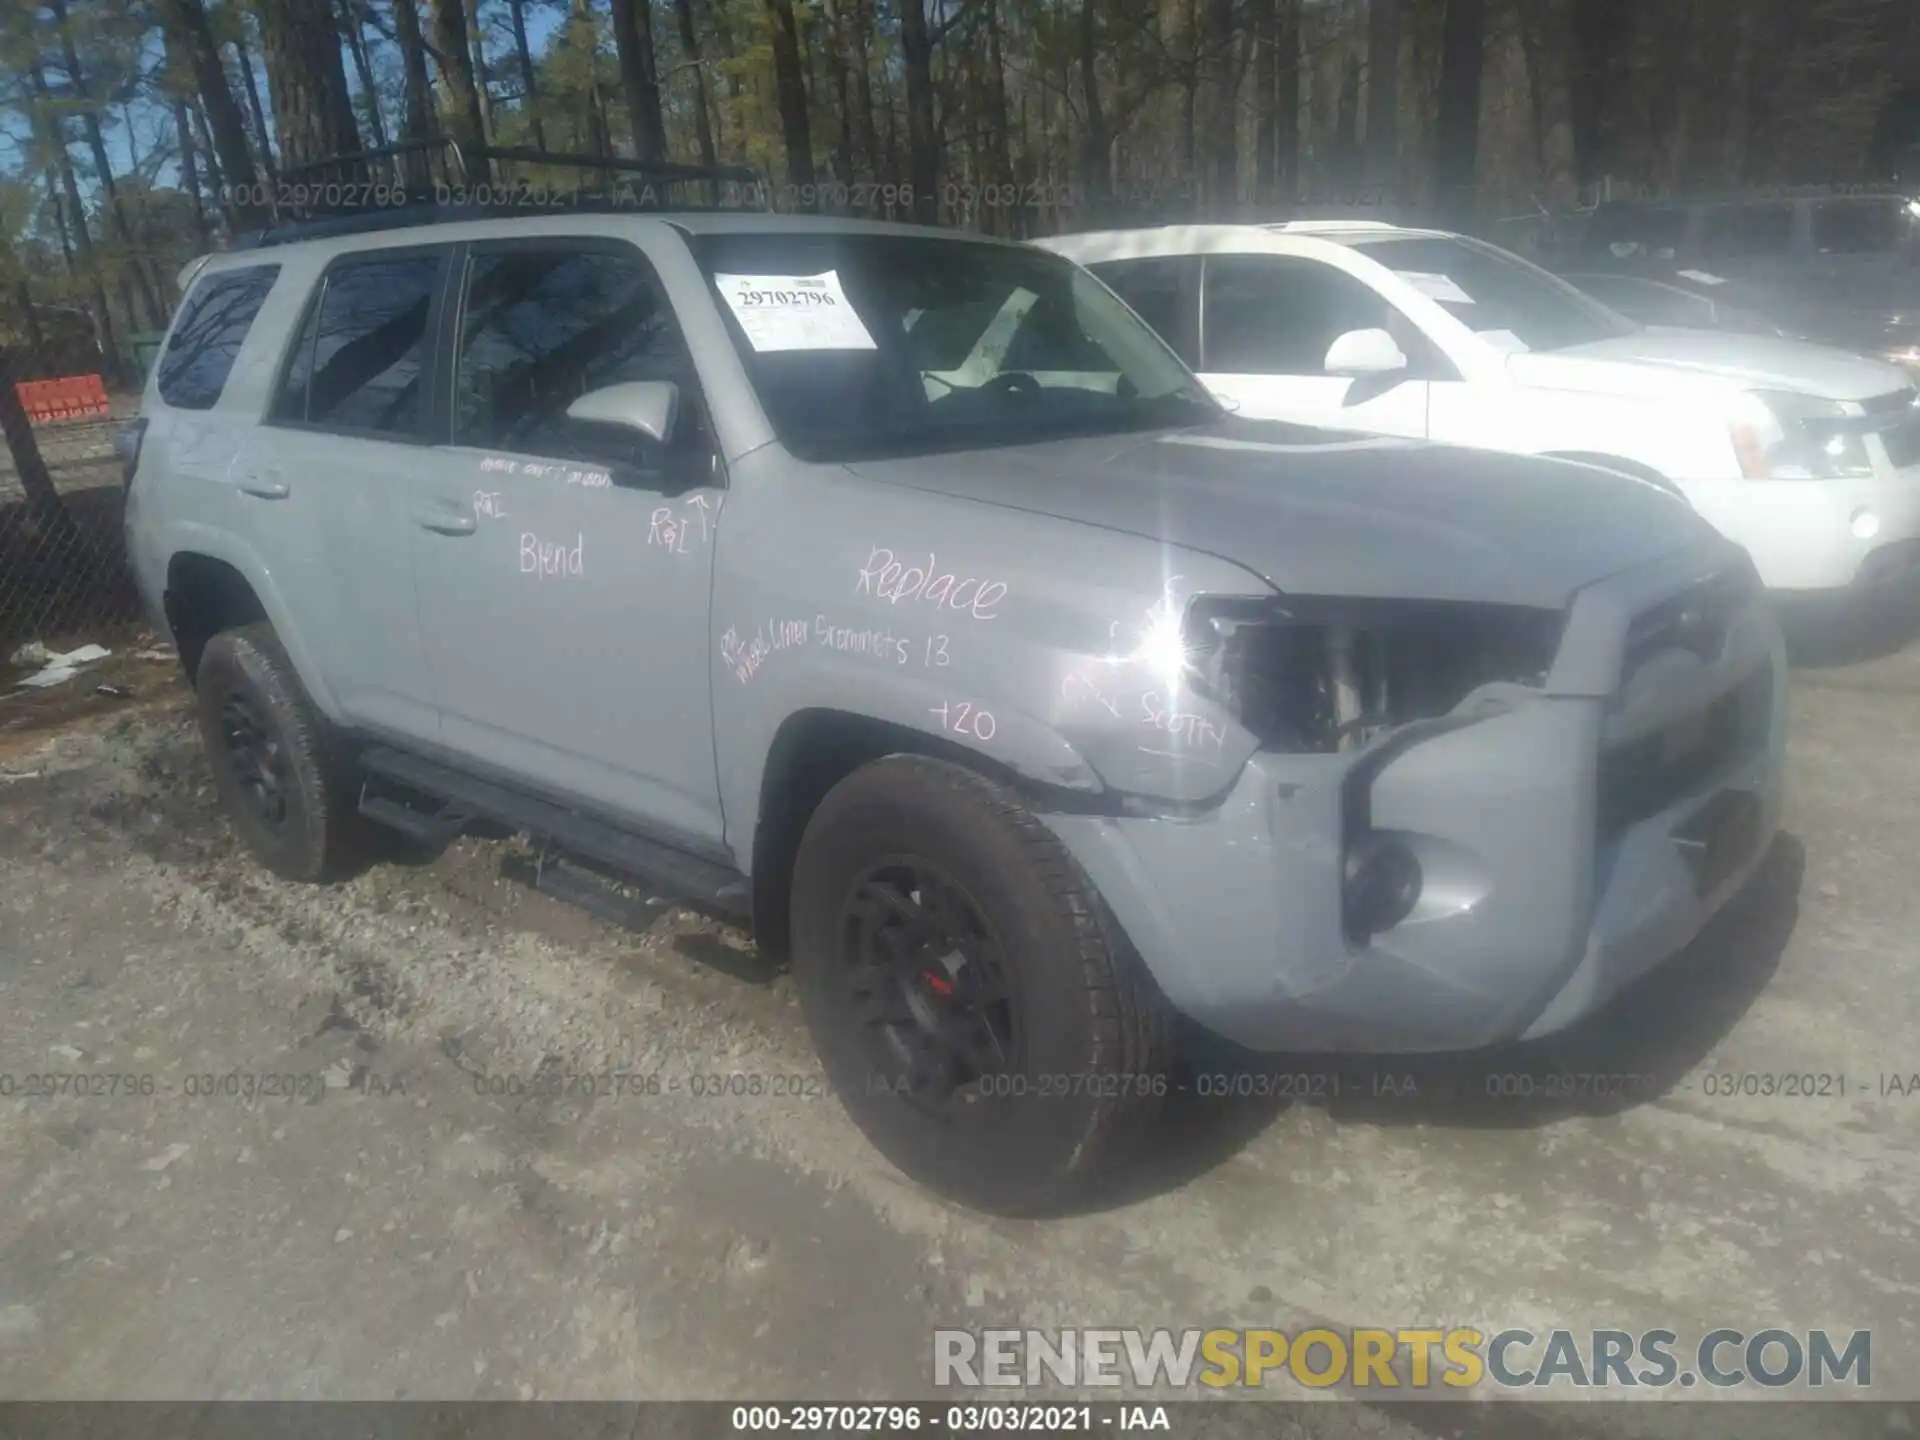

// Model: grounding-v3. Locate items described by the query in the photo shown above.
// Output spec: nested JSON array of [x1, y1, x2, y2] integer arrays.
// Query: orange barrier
[[15, 373, 112, 423]]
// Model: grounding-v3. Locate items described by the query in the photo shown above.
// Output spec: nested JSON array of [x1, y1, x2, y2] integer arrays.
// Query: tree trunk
[[1201, 0, 1239, 210], [175, 100, 211, 245], [1433, 0, 1484, 226], [1075, 0, 1114, 220], [1274, 0, 1299, 201], [508, 0, 547, 150], [899, 0, 940, 222], [848, 0, 881, 184], [1365, 0, 1400, 185], [464, 0, 496, 144], [610, 0, 668, 162], [390, 0, 437, 185], [155, 0, 256, 211], [819, 0, 858, 190], [0, 349, 62, 515], [765, 0, 817, 193], [671, 0, 719, 172], [1569, 0, 1628, 189], [49, 0, 167, 329], [983, 0, 1017, 229], [338, 0, 391, 150], [26, 61, 123, 385], [191, 103, 226, 196], [232, 24, 278, 177], [428, 0, 489, 173], [1252, 0, 1277, 205], [255, 0, 362, 172], [1515, 0, 1577, 204]]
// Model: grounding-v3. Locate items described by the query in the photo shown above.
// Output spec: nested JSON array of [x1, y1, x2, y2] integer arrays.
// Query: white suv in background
[[1038, 222, 1920, 599]]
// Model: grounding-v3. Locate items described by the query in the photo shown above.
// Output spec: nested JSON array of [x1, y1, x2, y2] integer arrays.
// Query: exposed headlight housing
[[1729, 389, 1877, 480], [1180, 595, 1566, 754]]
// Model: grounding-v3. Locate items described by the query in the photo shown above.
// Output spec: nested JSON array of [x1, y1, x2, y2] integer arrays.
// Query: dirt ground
[[1, 620, 1918, 1436]]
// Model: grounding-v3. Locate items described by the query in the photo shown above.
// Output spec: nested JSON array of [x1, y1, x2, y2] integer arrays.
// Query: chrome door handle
[[238, 477, 289, 499]]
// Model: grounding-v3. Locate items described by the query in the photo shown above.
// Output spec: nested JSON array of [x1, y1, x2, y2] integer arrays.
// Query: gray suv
[[123, 192, 1787, 1214]]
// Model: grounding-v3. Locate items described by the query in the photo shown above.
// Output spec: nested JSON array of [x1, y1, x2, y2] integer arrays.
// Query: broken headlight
[[1181, 596, 1566, 753]]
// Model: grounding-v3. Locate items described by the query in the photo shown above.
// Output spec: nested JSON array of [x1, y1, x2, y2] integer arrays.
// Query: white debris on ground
[[8, 642, 113, 690]]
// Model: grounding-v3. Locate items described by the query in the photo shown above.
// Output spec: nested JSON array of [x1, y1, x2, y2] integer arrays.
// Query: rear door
[[406, 235, 726, 844], [1193, 252, 1435, 438], [230, 245, 450, 744]]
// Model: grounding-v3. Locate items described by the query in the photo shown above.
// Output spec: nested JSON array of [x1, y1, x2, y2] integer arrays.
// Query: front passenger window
[[453, 245, 706, 466], [1201, 255, 1397, 376]]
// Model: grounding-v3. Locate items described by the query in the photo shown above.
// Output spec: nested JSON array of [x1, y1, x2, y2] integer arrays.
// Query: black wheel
[[195, 622, 361, 883], [790, 755, 1175, 1215]]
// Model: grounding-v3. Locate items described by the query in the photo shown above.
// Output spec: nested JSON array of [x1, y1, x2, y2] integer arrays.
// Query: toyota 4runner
[[123, 173, 1788, 1215]]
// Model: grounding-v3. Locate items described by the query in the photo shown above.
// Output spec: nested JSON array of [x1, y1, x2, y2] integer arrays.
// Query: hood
[[842, 419, 1719, 610], [1519, 328, 1914, 402]]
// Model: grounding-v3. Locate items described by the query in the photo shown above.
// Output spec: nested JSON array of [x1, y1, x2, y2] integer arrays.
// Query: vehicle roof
[[1038, 220, 1461, 260], [199, 208, 1025, 275]]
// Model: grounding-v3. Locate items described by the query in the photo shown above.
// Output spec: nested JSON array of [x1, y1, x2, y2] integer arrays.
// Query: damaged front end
[[1041, 543, 1786, 1055]]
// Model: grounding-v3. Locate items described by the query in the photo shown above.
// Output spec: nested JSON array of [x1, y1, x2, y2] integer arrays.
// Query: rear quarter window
[[155, 265, 281, 410]]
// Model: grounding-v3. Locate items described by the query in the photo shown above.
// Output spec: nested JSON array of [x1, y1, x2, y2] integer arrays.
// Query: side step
[[357, 745, 752, 922]]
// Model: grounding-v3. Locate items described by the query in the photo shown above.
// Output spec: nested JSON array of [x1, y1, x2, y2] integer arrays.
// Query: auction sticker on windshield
[[715, 270, 878, 352]]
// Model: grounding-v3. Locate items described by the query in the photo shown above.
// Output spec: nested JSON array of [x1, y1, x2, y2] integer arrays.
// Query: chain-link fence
[[0, 349, 145, 662]]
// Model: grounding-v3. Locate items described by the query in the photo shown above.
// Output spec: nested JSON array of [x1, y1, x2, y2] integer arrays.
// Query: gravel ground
[[0, 625, 1918, 1434]]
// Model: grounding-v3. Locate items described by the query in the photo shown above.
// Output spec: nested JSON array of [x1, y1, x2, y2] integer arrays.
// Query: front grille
[[1597, 667, 1771, 836]]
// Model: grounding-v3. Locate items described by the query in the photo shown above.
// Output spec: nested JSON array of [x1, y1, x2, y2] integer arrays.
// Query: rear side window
[[274, 252, 442, 437], [1813, 200, 1912, 255], [1702, 205, 1795, 260], [155, 265, 280, 410]]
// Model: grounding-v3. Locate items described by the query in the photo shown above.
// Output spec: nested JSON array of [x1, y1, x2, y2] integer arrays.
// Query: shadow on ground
[[1096, 832, 1805, 1210]]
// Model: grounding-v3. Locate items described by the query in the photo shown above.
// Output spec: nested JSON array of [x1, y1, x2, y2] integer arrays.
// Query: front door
[[1194, 252, 1434, 441], [409, 236, 725, 844]]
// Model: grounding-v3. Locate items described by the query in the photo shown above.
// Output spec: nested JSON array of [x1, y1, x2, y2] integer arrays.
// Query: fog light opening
[[1343, 833, 1424, 938], [1851, 507, 1881, 541]]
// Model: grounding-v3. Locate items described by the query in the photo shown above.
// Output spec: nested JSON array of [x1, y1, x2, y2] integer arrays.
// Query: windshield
[[688, 232, 1219, 462], [1352, 234, 1641, 353]]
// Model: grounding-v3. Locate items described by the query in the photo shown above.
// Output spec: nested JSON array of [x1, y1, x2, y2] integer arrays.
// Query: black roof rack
[[231, 138, 768, 250]]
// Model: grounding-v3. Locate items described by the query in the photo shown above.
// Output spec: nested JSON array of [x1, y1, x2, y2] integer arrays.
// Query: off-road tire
[[790, 754, 1175, 1215], [194, 622, 362, 883]]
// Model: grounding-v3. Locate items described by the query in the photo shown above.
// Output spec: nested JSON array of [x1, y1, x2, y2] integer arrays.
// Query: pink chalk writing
[[856, 548, 1006, 620]]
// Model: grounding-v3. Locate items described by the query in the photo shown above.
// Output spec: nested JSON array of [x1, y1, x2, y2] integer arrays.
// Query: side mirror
[[1324, 328, 1409, 378], [566, 380, 681, 446]]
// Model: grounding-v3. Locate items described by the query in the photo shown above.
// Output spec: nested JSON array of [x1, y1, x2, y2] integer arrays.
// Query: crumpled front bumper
[[1043, 543, 1788, 1055]]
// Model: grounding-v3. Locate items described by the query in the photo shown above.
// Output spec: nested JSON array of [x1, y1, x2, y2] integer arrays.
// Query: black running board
[[356, 745, 751, 922]]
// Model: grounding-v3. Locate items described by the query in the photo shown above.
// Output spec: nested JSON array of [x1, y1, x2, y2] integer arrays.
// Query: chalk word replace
[[721, 619, 809, 685], [1141, 690, 1227, 749], [473, 489, 508, 521], [521, 532, 585, 579], [857, 548, 1007, 621], [931, 700, 997, 742], [649, 494, 715, 554]]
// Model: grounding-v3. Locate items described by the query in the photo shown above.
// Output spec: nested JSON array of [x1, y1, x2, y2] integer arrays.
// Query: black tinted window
[[156, 266, 279, 410], [276, 253, 440, 435], [1702, 205, 1795, 259], [1092, 258, 1196, 362], [454, 245, 699, 460], [1813, 200, 1912, 255], [1202, 255, 1396, 373]]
